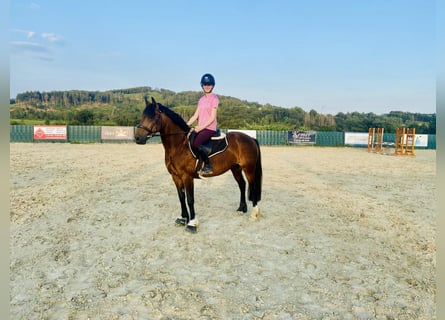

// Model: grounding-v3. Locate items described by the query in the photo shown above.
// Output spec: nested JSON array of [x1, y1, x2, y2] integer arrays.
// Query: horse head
[[134, 97, 162, 144]]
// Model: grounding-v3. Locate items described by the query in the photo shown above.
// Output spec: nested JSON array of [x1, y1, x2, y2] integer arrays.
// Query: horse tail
[[249, 139, 262, 203]]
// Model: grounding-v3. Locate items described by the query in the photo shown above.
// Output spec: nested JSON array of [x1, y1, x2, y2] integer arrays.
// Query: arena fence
[[9, 125, 436, 149]]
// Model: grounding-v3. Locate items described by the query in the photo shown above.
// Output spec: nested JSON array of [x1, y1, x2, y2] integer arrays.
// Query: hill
[[10, 87, 436, 134]]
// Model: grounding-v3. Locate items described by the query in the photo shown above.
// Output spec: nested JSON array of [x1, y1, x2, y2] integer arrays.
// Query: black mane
[[144, 101, 190, 132]]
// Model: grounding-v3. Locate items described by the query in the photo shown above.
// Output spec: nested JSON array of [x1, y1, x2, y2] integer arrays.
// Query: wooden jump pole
[[367, 128, 375, 152], [375, 128, 384, 153], [368, 127, 384, 153], [394, 127, 416, 156], [405, 128, 416, 156]]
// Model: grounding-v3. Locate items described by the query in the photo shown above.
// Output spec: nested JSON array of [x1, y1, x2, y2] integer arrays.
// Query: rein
[[136, 125, 188, 138], [136, 122, 189, 138]]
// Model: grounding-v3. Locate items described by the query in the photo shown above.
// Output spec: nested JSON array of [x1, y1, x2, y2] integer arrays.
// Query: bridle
[[136, 108, 189, 138], [136, 106, 163, 138], [136, 123, 157, 138]]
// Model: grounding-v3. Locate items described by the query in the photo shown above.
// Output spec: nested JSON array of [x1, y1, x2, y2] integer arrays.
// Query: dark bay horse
[[134, 97, 262, 233]]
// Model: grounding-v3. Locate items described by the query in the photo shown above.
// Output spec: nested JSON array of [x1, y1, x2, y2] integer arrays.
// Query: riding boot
[[198, 145, 213, 175]]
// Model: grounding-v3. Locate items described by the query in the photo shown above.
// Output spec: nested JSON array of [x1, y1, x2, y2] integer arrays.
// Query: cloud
[[41, 32, 64, 44], [10, 28, 65, 61], [11, 28, 65, 45], [35, 55, 54, 62], [11, 28, 36, 38], [11, 41, 51, 54], [10, 41, 54, 63], [10, 41, 54, 61], [29, 2, 40, 9]]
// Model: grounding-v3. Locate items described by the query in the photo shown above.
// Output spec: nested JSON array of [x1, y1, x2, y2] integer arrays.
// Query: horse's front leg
[[174, 186, 188, 226], [172, 175, 198, 233], [183, 176, 198, 233], [172, 175, 190, 226]]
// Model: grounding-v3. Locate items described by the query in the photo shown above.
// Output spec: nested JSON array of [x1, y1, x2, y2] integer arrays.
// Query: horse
[[134, 97, 262, 233]]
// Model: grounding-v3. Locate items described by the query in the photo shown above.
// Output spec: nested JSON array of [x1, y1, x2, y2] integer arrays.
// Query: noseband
[[136, 123, 155, 137]]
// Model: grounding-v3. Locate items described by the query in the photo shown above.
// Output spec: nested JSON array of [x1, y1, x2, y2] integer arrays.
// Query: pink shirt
[[197, 93, 219, 131]]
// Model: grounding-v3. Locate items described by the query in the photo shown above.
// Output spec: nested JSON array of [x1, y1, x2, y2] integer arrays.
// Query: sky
[[10, 0, 436, 115]]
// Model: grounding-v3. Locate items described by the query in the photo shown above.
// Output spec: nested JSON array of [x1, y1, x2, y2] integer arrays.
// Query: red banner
[[33, 125, 67, 140]]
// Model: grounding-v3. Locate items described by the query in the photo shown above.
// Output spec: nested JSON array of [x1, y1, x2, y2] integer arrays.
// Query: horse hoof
[[185, 219, 199, 233], [250, 206, 260, 220], [175, 218, 187, 226], [185, 225, 197, 233]]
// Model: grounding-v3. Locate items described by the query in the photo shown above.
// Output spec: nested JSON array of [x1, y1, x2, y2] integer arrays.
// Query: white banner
[[344, 132, 368, 145], [414, 134, 428, 147], [346, 131, 429, 147]]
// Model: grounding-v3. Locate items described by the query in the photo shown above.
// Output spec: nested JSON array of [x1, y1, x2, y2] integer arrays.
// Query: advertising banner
[[101, 126, 134, 140], [33, 125, 67, 140], [344, 132, 368, 145], [287, 131, 316, 144], [414, 134, 428, 147]]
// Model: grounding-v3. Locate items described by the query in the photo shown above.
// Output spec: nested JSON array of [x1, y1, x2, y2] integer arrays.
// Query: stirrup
[[199, 166, 213, 175]]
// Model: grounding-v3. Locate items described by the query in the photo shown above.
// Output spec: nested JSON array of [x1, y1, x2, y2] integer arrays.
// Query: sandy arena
[[10, 143, 436, 319]]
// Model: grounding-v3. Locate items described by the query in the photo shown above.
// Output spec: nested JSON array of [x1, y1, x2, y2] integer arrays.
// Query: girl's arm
[[187, 109, 199, 126]]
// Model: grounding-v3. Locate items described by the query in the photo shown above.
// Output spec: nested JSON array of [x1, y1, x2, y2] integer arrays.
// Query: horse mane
[[144, 101, 190, 132], [158, 104, 190, 132]]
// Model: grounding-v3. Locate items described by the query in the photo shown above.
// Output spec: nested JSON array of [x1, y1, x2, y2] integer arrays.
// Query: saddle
[[188, 129, 228, 159]]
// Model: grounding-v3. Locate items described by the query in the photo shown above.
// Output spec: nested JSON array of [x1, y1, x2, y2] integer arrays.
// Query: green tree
[[76, 109, 94, 125]]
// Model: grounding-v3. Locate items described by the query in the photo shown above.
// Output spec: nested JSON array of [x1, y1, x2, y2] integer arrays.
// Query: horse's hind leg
[[184, 177, 199, 233], [231, 165, 247, 213], [241, 170, 261, 220]]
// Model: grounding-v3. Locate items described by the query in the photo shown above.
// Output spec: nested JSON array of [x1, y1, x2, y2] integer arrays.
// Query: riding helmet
[[200, 73, 215, 86]]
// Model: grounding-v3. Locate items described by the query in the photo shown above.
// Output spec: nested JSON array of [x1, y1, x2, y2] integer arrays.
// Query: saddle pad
[[188, 136, 228, 159]]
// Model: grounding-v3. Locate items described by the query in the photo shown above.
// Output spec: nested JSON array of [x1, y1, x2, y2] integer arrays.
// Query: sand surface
[[10, 143, 436, 319]]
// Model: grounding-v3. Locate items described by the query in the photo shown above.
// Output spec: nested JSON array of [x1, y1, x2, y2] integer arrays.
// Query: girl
[[187, 73, 219, 175]]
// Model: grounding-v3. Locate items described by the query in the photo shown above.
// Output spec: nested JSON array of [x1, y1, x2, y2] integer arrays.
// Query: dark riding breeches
[[192, 129, 215, 148]]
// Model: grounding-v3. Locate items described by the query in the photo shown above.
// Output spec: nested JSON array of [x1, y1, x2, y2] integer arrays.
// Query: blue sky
[[10, 0, 436, 115]]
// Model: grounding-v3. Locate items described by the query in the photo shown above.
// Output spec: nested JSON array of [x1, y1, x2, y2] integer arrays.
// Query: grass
[[10, 119, 63, 125]]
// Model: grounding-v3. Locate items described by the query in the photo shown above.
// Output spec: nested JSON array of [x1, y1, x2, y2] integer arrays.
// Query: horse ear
[[144, 96, 149, 105], [152, 97, 159, 111]]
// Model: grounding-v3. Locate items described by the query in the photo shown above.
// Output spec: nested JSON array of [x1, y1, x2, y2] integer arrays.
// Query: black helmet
[[200, 73, 215, 86]]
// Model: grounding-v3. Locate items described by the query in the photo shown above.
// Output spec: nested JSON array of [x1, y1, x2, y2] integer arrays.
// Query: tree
[[76, 109, 94, 125], [10, 88, 436, 133]]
